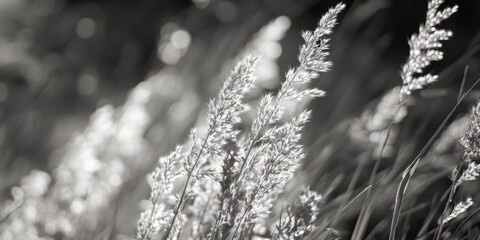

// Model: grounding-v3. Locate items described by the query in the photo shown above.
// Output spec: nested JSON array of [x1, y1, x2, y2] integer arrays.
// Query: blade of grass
[[309, 185, 372, 240], [329, 152, 370, 229], [390, 158, 419, 240], [353, 101, 401, 240], [416, 189, 451, 239], [458, 66, 469, 102], [390, 77, 480, 240], [451, 207, 480, 239]]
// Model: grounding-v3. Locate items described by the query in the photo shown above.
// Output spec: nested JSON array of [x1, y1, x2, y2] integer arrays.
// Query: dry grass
[[1, 0, 480, 239]]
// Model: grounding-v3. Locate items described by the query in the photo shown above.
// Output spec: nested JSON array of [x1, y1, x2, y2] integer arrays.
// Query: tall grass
[[137, 4, 345, 239], [1, 0, 479, 239]]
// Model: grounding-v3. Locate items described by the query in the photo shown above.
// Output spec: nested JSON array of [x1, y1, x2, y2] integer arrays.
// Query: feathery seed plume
[[138, 56, 259, 240], [442, 197, 473, 224], [400, 0, 458, 98]]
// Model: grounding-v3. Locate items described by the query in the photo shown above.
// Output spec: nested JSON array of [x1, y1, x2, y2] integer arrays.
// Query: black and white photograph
[[1, 0, 480, 239]]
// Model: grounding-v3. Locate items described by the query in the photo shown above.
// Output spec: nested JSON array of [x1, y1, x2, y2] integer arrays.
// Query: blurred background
[[1, 0, 480, 239]]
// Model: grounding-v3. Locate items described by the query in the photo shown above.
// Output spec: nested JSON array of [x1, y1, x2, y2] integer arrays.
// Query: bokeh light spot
[[170, 30, 191, 49], [76, 18, 96, 39], [159, 43, 181, 65], [161, 22, 178, 36]]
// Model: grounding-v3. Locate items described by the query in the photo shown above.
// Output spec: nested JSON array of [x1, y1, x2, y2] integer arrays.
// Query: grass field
[[1, 0, 480, 239]]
